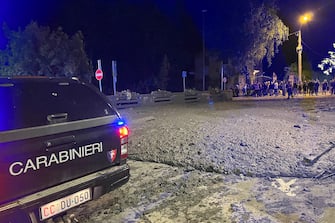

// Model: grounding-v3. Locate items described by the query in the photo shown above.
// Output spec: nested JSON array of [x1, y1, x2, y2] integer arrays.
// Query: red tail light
[[119, 126, 129, 160], [119, 126, 129, 138]]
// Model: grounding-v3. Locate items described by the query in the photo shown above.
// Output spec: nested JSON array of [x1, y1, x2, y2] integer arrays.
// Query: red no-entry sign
[[95, 69, 103, 81]]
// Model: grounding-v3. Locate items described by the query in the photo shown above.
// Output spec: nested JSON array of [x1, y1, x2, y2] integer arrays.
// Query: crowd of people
[[232, 79, 335, 99]]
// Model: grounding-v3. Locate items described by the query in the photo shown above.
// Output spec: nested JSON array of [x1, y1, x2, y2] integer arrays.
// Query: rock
[[240, 142, 248, 147]]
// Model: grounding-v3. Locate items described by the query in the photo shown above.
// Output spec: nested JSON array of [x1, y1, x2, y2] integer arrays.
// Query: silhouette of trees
[[238, 1, 289, 76], [0, 22, 92, 82]]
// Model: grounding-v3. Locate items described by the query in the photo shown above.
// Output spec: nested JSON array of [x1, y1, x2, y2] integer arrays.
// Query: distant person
[[269, 82, 274, 96], [232, 84, 239, 97], [298, 83, 302, 95], [330, 79, 335, 95], [293, 82, 298, 96], [262, 82, 268, 96], [253, 82, 260, 97], [322, 81, 328, 95], [308, 81, 314, 95], [303, 81, 308, 95], [280, 81, 286, 96], [274, 81, 279, 96], [242, 84, 248, 96], [286, 81, 293, 99], [314, 80, 320, 96]]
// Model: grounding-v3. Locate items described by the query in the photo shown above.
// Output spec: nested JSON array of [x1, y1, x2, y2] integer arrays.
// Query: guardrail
[[107, 89, 232, 109], [184, 90, 200, 103], [108, 91, 140, 109], [115, 99, 139, 108], [151, 90, 172, 103]]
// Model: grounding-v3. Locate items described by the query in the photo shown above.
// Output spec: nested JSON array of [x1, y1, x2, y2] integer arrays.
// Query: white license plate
[[39, 188, 91, 220]]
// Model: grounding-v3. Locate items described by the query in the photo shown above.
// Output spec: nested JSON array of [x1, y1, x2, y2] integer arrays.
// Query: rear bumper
[[0, 164, 130, 222]]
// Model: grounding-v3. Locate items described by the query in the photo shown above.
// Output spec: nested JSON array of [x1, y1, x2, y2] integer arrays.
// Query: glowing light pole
[[296, 30, 302, 83], [202, 9, 207, 91], [297, 12, 313, 83]]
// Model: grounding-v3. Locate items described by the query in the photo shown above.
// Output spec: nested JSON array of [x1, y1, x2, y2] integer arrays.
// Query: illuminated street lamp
[[296, 12, 313, 83], [299, 12, 313, 25]]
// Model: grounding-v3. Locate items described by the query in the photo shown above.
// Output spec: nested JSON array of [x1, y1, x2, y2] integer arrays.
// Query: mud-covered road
[[70, 97, 335, 223]]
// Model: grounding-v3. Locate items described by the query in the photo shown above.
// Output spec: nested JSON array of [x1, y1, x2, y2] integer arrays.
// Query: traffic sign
[[182, 71, 187, 78], [95, 69, 103, 81]]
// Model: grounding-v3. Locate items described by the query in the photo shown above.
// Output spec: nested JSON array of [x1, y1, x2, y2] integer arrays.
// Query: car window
[[0, 81, 116, 131]]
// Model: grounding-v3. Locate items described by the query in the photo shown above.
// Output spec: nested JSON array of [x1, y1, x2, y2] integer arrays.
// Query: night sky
[[0, 0, 334, 89]]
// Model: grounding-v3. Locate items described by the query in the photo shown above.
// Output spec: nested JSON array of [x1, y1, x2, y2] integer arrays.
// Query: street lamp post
[[202, 9, 207, 91], [296, 30, 303, 83], [296, 12, 313, 83]]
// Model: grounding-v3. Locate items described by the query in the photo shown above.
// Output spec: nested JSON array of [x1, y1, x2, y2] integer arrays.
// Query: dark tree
[[237, 1, 288, 77], [0, 22, 92, 81]]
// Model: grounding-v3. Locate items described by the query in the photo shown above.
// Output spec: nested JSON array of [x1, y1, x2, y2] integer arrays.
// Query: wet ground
[[70, 96, 335, 223]]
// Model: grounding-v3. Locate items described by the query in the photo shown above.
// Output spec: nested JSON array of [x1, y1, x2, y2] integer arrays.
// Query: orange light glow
[[299, 12, 313, 25], [119, 126, 129, 138]]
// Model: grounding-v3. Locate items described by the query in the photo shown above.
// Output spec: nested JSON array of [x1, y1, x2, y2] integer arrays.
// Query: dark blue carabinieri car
[[0, 76, 130, 223]]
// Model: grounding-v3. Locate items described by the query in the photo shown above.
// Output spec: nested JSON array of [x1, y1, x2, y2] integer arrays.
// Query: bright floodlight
[[299, 12, 313, 25]]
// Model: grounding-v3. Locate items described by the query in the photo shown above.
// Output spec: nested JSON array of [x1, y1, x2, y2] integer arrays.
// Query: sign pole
[[221, 63, 224, 91], [97, 59, 103, 92], [112, 60, 117, 96], [99, 79, 102, 92], [182, 71, 187, 92]]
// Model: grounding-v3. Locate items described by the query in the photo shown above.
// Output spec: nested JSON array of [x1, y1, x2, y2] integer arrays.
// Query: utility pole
[[296, 12, 313, 83], [296, 30, 303, 83]]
